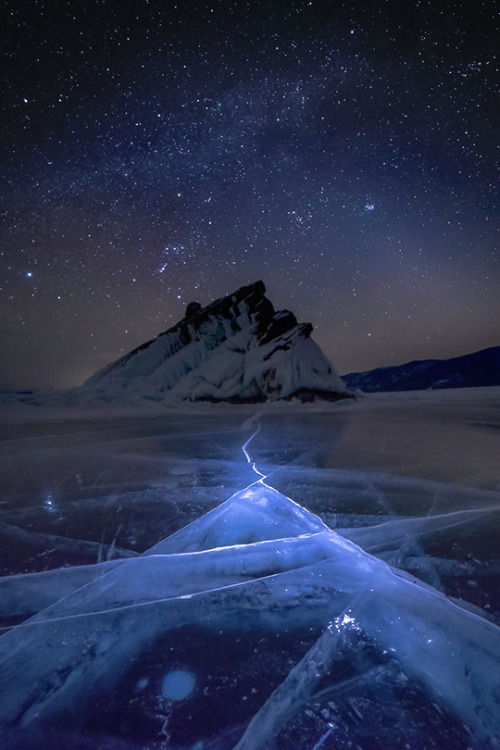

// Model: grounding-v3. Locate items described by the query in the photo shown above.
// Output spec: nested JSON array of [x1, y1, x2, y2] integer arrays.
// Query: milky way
[[1, 1, 498, 388]]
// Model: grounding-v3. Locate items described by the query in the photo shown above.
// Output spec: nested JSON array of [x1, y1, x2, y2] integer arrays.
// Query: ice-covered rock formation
[[81, 280, 347, 402]]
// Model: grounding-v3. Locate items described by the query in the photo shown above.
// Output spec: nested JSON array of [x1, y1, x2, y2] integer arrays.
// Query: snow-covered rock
[[82, 280, 348, 403]]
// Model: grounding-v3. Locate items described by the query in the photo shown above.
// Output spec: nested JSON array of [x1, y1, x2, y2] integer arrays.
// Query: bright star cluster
[[0, 0, 498, 388]]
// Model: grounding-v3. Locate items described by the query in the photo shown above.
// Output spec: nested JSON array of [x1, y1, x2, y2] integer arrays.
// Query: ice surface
[[0, 387, 499, 748], [148, 482, 330, 554], [1, 486, 500, 746]]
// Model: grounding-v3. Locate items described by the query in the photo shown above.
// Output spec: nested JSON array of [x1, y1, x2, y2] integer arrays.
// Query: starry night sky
[[1, 0, 498, 389]]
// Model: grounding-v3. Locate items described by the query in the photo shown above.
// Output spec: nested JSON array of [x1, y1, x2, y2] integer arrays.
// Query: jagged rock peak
[[82, 281, 348, 403]]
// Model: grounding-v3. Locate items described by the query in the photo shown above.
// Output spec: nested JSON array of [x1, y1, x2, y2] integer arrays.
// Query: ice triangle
[[147, 481, 330, 554]]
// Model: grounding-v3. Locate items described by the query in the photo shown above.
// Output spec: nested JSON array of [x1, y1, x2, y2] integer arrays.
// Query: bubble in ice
[[161, 670, 196, 701]]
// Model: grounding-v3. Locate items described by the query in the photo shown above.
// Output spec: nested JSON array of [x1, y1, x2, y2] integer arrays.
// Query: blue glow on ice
[[2, 400, 500, 744], [161, 670, 196, 701], [241, 412, 267, 482], [44, 496, 56, 513]]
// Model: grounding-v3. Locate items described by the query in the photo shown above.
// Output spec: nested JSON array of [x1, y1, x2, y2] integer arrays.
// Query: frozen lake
[[0, 387, 499, 748]]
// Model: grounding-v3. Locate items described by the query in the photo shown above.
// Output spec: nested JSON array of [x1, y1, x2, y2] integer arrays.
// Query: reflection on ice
[[1, 481, 500, 748]]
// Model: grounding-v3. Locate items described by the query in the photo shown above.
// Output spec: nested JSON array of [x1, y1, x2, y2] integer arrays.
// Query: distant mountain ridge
[[82, 281, 348, 403], [342, 346, 500, 392]]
